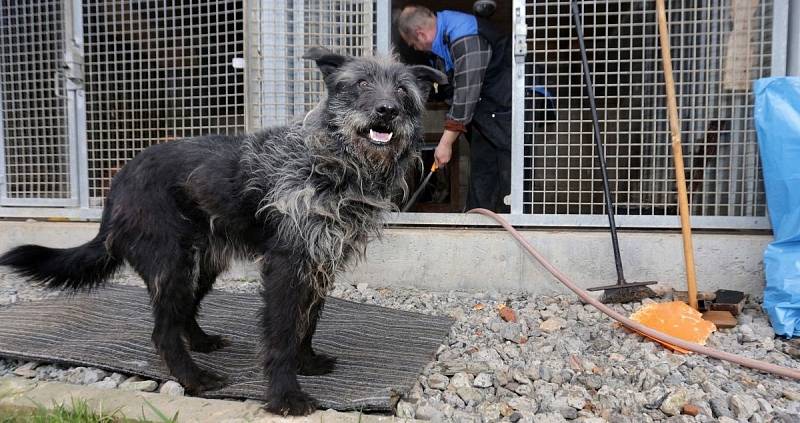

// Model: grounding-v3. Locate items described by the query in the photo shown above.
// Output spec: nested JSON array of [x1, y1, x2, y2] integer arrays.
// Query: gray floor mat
[[0, 285, 452, 412]]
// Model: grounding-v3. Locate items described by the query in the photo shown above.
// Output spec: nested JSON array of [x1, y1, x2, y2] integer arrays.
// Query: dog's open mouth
[[366, 126, 393, 145]]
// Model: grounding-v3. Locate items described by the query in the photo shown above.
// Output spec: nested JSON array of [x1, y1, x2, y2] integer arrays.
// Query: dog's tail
[[0, 229, 121, 291]]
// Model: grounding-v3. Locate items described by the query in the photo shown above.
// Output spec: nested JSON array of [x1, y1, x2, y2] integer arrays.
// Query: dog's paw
[[265, 390, 317, 416], [189, 334, 232, 353], [183, 370, 228, 394], [298, 353, 337, 376]]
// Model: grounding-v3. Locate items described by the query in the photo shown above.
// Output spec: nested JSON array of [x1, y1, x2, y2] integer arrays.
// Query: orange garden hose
[[467, 207, 800, 380]]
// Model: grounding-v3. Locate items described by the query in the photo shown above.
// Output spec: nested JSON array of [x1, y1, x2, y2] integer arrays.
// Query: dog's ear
[[408, 65, 448, 100], [304, 47, 350, 78]]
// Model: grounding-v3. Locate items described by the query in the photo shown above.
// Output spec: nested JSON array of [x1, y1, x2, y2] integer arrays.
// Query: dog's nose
[[375, 104, 398, 119]]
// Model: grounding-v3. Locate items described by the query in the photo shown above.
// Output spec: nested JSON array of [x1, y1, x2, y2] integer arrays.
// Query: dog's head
[[304, 47, 447, 167]]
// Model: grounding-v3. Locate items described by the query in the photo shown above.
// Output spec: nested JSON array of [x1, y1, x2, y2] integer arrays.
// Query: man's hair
[[396, 5, 435, 38]]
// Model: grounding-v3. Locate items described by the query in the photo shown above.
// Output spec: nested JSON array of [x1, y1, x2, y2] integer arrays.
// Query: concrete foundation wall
[[0, 221, 771, 296]]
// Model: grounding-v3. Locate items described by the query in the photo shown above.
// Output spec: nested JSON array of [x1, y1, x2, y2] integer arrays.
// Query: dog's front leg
[[259, 252, 317, 416]]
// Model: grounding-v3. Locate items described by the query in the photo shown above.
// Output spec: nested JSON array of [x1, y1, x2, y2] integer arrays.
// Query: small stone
[[477, 402, 502, 421], [498, 305, 518, 323], [89, 378, 118, 390], [717, 417, 737, 423], [660, 388, 689, 416], [108, 373, 127, 385], [414, 402, 444, 421], [396, 400, 416, 418], [577, 374, 603, 390], [783, 389, 800, 401], [356, 282, 369, 292], [536, 411, 569, 422], [499, 402, 514, 417], [511, 368, 532, 385], [692, 400, 713, 418], [443, 390, 466, 408], [710, 397, 732, 418], [428, 373, 449, 390], [13, 362, 39, 378], [565, 394, 587, 410], [449, 372, 471, 389], [653, 363, 671, 377], [681, 404, 700, 416], [772, 412, 800, 423], [739, 325, 759, 343], [729, 394, 760, 420], [159, 380, 185, 396], [495, 369, 512, 386], [558, 406, 578, 420], [500, 323, 526, 343], [456, 386, 484, 404], [540, 317, 566, 333], [756, 398, 773, 414], [784, 345, 800, 359], [507, 397, 539, 414], [120, 377, 158, 392], [452, 410, 480, 423], [514, 383, 532, 396], [496, 386, 517, 399], [64, 367, 108, 385], [473, 372, 493, 388], [415, 402, 443, 421]]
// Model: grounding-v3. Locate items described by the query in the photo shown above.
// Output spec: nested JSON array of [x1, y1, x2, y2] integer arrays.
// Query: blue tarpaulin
[[754, 77, 800, 338]]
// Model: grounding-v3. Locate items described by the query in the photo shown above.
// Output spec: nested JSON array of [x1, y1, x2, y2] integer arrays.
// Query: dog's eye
[[358, 80, 369, 88], [396, 86, 406, 95]]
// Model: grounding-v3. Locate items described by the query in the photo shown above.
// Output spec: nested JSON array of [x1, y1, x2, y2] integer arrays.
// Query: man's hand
[[434, 129, 461, 167]]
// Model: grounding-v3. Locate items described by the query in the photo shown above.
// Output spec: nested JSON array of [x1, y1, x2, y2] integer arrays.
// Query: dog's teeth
[[369, 129, 393, 143]]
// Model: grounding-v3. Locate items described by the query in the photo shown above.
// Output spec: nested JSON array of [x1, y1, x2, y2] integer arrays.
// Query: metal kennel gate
[[0, 0, 795, 230], [0, 0, 380, 215], [510, 0, 787, 229], [0, 0, 79, 207]]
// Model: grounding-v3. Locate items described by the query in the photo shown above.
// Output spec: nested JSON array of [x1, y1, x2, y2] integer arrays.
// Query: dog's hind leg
[[297, 298, 336, 376], [144, 255, 227, 394], [184, 264, 231, 353], [259, 252, 317, 416]]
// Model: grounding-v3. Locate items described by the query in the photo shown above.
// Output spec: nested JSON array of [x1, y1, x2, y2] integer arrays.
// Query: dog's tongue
[[369, 129, 393, 143]]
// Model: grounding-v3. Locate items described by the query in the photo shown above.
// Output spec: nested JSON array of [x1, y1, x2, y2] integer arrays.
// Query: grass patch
[[0, 398, 122, 422], [0, 398, 178, 423]]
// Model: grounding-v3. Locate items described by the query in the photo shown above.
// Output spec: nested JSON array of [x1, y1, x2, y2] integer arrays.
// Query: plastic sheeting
[[754, 77, 800, 338]]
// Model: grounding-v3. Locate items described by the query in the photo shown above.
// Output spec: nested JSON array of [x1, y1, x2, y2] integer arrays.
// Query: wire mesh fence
[[246, 0, 375, 129], [0, 0, 785, 228], [0, 0, 73, 205], [523, 0, 772, 222], [82, 0, 246, 207]]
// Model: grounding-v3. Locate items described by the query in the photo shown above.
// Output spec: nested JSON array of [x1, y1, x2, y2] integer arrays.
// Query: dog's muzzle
[[365, 103, 400, 145]]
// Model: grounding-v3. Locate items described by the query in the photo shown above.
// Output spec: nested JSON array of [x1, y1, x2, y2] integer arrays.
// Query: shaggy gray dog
[[0, 47, 446, 416]]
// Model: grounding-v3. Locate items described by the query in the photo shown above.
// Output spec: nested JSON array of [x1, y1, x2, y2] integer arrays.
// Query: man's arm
[[435, 35, 492, 166]]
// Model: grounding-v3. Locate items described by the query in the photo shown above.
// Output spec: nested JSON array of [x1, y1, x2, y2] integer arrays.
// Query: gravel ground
[[2, 270, 799, 422]]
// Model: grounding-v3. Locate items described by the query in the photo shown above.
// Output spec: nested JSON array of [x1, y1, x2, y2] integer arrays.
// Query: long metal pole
[[570, 0, 626, 285]]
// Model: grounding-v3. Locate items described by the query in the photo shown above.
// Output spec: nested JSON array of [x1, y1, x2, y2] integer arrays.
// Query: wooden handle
[[655, 0, 698, 310]]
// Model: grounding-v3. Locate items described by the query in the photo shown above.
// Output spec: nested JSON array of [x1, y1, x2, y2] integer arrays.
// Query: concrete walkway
[[0, 376, 414, 422]]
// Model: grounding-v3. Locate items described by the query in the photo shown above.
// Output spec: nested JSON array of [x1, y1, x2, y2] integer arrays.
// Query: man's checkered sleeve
[[445, 35, 492, 132]]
